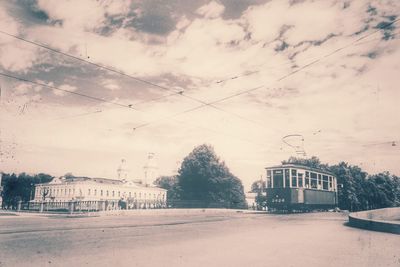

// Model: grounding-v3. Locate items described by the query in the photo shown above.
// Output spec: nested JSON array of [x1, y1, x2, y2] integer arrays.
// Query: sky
[[0, 0, 399, 190]]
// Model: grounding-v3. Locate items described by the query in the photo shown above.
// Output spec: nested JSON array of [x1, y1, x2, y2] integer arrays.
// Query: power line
[[0, 29, 261, 126], [0, 72, 136, 110], [51, 91, 184, 121], [132, 85, 265, 130], [2, 18, 398, 132], [130, 18, 400, 130], [0, 71, 274, 147]]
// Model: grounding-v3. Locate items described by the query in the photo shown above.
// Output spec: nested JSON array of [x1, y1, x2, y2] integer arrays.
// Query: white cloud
[[101, 79, 120, 90], [37, 0, 106, 31], [54, 84, 78, 96], [196, 1, 225, 19], [2, 0, 400, 188]]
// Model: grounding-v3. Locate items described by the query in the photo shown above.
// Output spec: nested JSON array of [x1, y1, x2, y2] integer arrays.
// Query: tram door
[[297, 173, 304, 203]]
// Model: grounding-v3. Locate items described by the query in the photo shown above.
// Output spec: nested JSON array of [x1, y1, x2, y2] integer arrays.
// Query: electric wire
[[130, 18, 400, 130], [0, 29, 262, 127]]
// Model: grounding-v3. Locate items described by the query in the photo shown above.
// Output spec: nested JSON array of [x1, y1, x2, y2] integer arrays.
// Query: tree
[[1, 172, 53, 209], [282, 156, 329, 170], [177, 144, 247, 209], [153, 175, 180, 201], [250, 180, 266, 193]]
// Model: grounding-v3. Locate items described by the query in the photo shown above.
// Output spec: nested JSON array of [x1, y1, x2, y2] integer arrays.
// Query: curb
[[348, 207, 400, 235]]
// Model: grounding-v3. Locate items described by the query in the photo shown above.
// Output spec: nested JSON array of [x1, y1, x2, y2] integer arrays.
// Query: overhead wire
[[0, 29, 263, 127], [130, 18, 400, 130], [0, 72, 137, 110], [1, 18, 398, 149], [0, 70, 278, 149]]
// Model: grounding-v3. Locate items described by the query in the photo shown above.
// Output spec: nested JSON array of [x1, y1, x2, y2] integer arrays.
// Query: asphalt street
[[0, 210, 399, 267]]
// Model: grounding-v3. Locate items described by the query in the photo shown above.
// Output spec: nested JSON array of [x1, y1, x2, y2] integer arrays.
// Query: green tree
[[153, 175, 180, 201], [250, 180, 265, 193], [1, 172, 53, 209], [282, 156, 329, 170], [177, 144, 247, 209]]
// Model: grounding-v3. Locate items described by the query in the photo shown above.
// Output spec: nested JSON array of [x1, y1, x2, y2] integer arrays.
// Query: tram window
[[310, 172, 318, 189], [322, 175, 328, 190], [318, 174, 322, 189], [285, 169, 290, 188], [298, 173, 303, 187], [305, 172, 310, 188], [291, 169, 297, 187], [273, 169, 284, 188], [329, 176, 333, 190], [266, 170, 272, 188]]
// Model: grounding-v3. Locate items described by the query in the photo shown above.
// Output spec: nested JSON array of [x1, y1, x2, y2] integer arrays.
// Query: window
[[101, 190, 103, 196], [310, 172, 318, 189], [329, 176, 333, 190], [266, 170, 272, 188], [305, 172, 310, 188], [291, 169, 297, 187], [284, 169, 290, 188], [322, 175, 329, 190], [94, 189, 97, 196], [118, 191, 120, 197], [88, 189, 91, 195], [129, 192, 131, 197], [107, 191, 109, 197], [273, 169, 284, 188], [318, 174, 322, 188], [298, 173, 303, 187], [112, 191, 115, 197], [69, 189, 71, 195]]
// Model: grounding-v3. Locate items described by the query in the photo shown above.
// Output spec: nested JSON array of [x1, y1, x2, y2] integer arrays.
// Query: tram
[[265, 164, 338, 212]]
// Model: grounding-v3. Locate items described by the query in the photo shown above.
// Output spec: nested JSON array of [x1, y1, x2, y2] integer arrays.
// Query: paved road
[[0, 211, 399, 267]]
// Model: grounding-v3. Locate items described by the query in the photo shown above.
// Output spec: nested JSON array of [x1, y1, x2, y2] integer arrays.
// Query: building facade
[[33, 176, 167, 209]]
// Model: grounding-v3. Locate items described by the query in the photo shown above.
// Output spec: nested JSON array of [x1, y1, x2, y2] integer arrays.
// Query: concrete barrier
[[348, 207, 400, 235]]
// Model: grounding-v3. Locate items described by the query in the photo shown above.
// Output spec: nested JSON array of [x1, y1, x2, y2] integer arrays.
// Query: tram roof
[[265, 164, 336, 176]]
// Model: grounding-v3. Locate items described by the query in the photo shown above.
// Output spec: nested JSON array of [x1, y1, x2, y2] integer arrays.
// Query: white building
[[143, 153, 158, 186], [33, 176, 167, 209]]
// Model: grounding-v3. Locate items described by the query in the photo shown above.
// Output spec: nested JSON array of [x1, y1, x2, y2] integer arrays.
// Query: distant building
[[33, 176, 167, 209], [143, 152, 158, 186], [245, 192, 257, 209]]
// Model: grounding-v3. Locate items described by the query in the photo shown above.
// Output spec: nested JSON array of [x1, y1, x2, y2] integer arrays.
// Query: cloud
[[101, 79, 120, 91], [196, 1, 225, 19], [37, 0, 107, 31], [1, 0, 400, 189], [53, 84, 77, 96]]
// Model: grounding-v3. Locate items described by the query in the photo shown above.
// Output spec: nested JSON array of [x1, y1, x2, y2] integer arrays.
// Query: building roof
[[39, 176, 167, 191], [265, 164, 335, 176]]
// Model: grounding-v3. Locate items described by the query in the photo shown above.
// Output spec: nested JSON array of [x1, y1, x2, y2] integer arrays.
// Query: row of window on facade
[[266, 169, 336, 191], [37, 187, 165, 200]]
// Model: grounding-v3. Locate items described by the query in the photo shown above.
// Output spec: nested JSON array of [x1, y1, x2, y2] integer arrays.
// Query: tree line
[[0, 173, 53, 209], [1, 144, 248, 210], [250, 156, 400, 211], [2, 152, 399, 212]]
